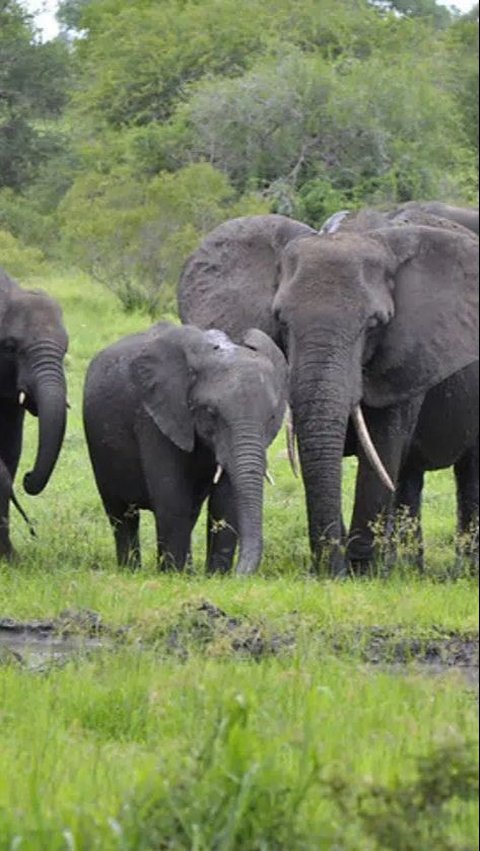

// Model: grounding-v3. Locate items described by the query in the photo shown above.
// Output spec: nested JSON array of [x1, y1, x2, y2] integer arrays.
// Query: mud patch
[[163, 600, 295, 660], [0, 609, 113, 671], [0, 602, 478, 685], [337, 626, 479, 687]]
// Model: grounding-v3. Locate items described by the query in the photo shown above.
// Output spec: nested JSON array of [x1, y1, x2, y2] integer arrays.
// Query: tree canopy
[[0, 0, 477, 311]]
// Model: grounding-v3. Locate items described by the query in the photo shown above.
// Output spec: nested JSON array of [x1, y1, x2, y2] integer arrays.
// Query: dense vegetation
[[0, 268, 478, 849], [0, 0, 478, 310]]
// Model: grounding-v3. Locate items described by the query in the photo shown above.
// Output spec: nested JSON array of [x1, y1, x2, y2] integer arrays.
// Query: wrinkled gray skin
[[83, 323, 287, 574], [326, 201, 479, 236], [178, 213, 478, 573], [0, 268, 68, 558]]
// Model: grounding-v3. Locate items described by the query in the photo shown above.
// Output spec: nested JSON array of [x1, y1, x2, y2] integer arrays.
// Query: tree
[[369, 0, 453, 28], [59, 163, 266, 313], [0, 0, 70, 190]]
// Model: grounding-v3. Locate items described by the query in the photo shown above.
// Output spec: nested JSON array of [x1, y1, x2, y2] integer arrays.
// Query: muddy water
[[0, 604, 478, 685], [0, 611, 112, 671]]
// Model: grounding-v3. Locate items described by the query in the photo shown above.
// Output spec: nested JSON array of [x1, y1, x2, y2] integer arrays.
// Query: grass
[[0, 269, 478, 850]]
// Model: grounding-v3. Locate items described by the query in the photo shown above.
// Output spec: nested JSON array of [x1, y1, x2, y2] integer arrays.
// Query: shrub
[[59, 163, 266, 315], [0, 229, 46, 279]]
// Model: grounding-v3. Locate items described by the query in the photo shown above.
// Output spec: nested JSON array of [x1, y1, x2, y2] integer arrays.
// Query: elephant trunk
[[228, 425, 266, 575], [292, 339, 355, 574], [22, 342, 67, 496]]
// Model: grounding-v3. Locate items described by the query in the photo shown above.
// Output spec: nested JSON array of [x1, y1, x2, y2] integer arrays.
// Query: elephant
[[83, 322, 288, 574], [326, 203, 479, 567], [178, 214, 478, 573], [321, 201, 479, 237], [393, 364, 479, 568], [0, 267, 69, 557], [0, 457, 35, 560]]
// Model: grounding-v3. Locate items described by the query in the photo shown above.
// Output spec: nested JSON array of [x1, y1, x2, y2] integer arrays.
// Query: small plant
[[118, 693, 323, 850], [369, 507, 424, 576], [326, 740, 479, 851]]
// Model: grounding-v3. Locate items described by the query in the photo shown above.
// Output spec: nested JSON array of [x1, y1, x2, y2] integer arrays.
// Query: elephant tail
[[11, 490, 36, 539]]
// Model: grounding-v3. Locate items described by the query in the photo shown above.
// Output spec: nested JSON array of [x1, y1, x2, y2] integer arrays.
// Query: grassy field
[[0, 270, 478, 850]]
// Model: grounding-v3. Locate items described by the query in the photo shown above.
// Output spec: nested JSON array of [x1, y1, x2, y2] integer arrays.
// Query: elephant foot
[[311, 543, 347, 579], [206, 550, 235, 576], [0, 543, 16, 562], [453, 531, 479, 578]]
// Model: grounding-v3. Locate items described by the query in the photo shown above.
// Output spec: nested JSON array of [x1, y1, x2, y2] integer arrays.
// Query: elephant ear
[[178, 214, 314, 344], [364, 226, 479, 407], [242, 328, 288, 395], [242, 328, 288, 432], [131, 326, 197, 453]]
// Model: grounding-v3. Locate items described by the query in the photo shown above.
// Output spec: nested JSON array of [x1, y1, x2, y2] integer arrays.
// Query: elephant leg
[[106, 501, 141, 570], [0, 405, 24, 561], [0, 403, 24, 478], [454, 440, 479, 568], [348, 400, 421, 574], [0, 490, 13, 561], [155, 505, 202, 572], [394, 461, 425, 570], [206, 474, 238, 574]]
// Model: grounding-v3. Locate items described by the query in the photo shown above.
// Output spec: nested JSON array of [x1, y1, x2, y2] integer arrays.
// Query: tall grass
[[0, 268, 477, 849]]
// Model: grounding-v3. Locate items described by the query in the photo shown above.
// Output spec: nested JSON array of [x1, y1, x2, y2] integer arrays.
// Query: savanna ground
[[0, 270, 478, 850]]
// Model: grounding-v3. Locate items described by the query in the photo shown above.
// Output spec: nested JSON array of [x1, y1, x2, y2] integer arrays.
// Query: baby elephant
[[83, 322, 288, 574]]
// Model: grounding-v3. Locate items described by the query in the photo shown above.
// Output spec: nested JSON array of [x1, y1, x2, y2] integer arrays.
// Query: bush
[[59, 162, 266, 315], [0, 229, 46, 279]]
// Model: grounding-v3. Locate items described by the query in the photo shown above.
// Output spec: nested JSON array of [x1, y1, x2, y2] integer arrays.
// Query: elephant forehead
[[204, 329, 238, 355]]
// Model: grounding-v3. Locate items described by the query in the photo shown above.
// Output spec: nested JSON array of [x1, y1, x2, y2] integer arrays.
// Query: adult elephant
[[0, 268, 68, 557], [83, 323, 287, 574], [178, 216, 478, 573]]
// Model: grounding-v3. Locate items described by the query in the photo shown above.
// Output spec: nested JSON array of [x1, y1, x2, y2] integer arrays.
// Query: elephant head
[[0, 270, 68, 495], [273, 226, 478, 566], [132, 324, 288, 575]]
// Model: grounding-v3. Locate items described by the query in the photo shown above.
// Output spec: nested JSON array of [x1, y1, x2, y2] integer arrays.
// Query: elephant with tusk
[[83, 322, 287, 575], [0, 267, 68, 559], [178, 213, 478, 575]]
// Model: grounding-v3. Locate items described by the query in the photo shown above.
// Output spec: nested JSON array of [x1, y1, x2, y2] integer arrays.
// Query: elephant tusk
[[285, 404, 299, 478], [213, 464, 223, 485], [265, 469, 275, 486], [18, 391, 26, 407], [352, 404, 395, 493]]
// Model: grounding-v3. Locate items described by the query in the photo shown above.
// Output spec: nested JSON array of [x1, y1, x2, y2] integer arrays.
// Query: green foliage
[[0, 229, 46, 279], [370, 0, 454, 28], [443, 14, 479, 155], [327, 741, 479, 850], [0, 0, 71, 190], [0, 0, 478, 268], [168, 43, 476, 222], [71, 0, 270, 127], [59, 163, 266, 314]]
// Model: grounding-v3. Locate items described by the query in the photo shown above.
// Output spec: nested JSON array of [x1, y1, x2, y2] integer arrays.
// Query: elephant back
[[177, 214, 314, 344]]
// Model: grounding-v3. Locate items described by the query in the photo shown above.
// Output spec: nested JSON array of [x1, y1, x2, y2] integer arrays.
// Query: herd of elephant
[[0, 200, 478, 576]]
